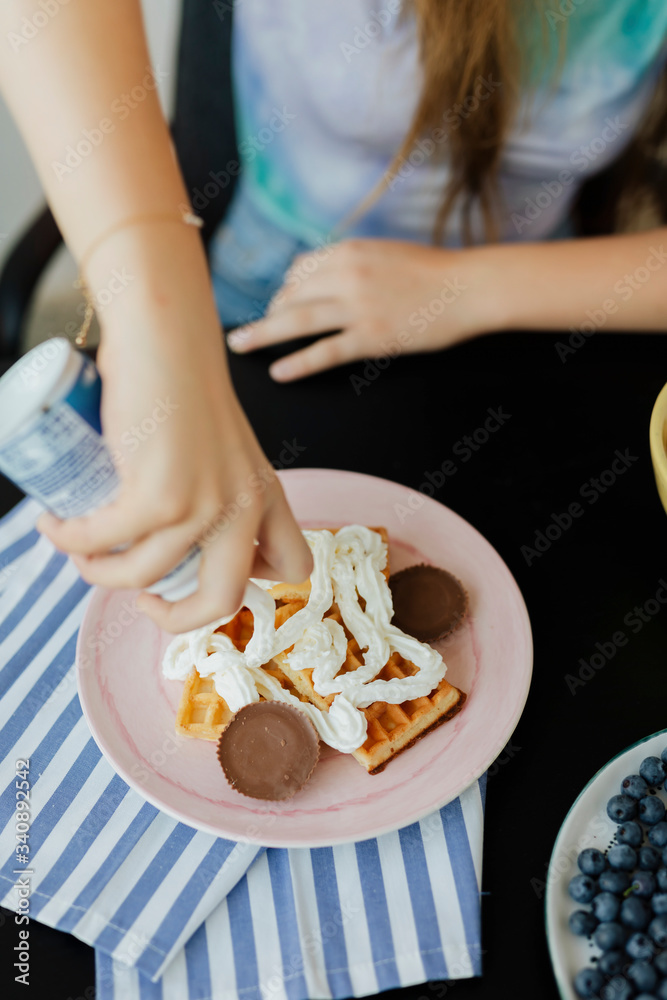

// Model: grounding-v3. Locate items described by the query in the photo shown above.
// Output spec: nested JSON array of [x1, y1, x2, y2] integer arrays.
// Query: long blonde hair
[[357, 1, 666, 243]]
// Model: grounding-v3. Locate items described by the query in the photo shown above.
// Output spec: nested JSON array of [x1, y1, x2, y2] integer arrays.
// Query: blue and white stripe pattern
[[0, 500, 485, 999]]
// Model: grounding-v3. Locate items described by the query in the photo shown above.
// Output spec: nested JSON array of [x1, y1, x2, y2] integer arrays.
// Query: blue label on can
[[0, 348, 118, 518], [63, 355, 103, 435], [0, 403, 119, 519], [0, 341, 199, 600]]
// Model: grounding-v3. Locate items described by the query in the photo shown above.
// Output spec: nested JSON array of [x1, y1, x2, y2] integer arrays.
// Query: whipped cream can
[[0, 337, 199, 601]]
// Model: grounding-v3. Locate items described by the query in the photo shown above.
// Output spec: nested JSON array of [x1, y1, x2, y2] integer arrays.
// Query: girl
[[0, 1, 664, 631]]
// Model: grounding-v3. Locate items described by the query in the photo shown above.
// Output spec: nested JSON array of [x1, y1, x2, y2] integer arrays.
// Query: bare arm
[[0, 0, 312, 629], [482, 227, 667, 334], [0, 0, 186, 254]]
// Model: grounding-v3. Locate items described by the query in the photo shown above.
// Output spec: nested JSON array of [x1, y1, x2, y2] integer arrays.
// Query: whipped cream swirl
[[162, 526, 448, 752]]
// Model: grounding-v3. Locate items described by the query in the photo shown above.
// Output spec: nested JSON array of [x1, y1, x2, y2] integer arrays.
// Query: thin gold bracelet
[[73, 208, 203, 348]]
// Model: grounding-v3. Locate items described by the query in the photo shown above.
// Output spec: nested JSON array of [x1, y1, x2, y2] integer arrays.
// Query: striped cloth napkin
[[0, 499, 485, 1000]]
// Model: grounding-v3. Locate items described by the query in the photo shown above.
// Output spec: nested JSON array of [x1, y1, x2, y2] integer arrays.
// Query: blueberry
[[573, 967, 604, 998], [633, 871, 658, 898], [599, 870, 631, 894], [609, 844, 639, 871], [649, 824, 667, 848], [661, 746, 667, 766], [600, 975, 634, 1000], [641, 846, 664, 871], [635, 993, 661, 1000], [608, 795, 639, 823], [641, 796, 667, 826], [658, 870, 667, 892], [569, 909, 598, 936], [579, 848, 608, 876], [569, 874, 598, 904], [627, 931, 655, 960], [593, 891, 622, 922], [622, 774, 650, 799], [640, 756, 667, 787], [594, 921, 627, 951], [618, 821, 644, 847], [621, 896, 651, 930], [658, 980, 667, 1000], [650, 915, 667, 948], [628, 959, 658, 993], [653, 895, 667, 915], [656, 950, 667, 976], [662, 846, 667, 868], [599, 949, 626, 976]]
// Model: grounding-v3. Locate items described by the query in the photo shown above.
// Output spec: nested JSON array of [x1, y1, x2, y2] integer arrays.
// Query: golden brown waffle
[[272, 601, 465, 774], [175, 670, 234, 741], [175, 608, 301, 741], [174, 527, 466, 770]]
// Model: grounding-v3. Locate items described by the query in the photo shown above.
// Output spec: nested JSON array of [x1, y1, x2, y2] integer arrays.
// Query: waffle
[[272, 600, 465, 774], [175, 607, 301, 741], [174, 527, 466, 771]]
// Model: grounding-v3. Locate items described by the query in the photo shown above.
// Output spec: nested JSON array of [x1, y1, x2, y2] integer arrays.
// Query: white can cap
[[0, 338, 79, 446]]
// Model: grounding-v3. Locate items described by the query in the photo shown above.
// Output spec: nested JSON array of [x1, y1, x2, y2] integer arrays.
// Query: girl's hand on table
[[227, 239, 494, 380], [37, 235, 313, 634]]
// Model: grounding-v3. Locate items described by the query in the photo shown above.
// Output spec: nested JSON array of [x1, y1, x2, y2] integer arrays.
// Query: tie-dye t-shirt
[[229, 0, 667, 247]]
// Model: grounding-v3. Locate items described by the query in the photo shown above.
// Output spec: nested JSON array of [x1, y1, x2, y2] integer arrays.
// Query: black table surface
[[1, 330, 666, 1000]]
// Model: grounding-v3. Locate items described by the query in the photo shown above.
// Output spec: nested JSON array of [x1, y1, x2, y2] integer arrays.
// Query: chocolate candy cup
[[217, 702, 320, 801], [389, 564, 469, 642]]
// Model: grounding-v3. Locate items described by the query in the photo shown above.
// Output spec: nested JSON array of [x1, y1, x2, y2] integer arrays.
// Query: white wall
[[0, 0, 182, 267]]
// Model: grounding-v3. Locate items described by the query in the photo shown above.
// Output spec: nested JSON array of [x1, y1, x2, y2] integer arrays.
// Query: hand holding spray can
[[0, 338, 200, 601]]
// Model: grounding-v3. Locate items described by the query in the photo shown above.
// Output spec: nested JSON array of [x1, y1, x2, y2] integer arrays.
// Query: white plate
[[546, 728, 667, 999]]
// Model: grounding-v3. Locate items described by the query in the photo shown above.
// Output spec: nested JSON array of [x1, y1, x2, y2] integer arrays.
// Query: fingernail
[[136, 592, 160, 612], [227, 328, 250, 352], [269, 359, 294, 381], [36, 512, 57, 533]]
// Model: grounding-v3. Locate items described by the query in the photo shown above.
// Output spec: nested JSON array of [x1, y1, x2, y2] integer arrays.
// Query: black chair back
[[172, 0, 239, 244]]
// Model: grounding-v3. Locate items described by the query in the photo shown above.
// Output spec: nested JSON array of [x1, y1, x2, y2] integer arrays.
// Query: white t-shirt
[[231, 0, 667, 246]]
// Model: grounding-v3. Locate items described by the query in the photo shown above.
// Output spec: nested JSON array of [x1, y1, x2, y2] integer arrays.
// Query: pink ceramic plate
[[76, 468, 532, 848]]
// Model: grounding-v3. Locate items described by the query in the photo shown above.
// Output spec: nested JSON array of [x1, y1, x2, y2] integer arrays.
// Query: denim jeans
[[210, 183, 312, 331]]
